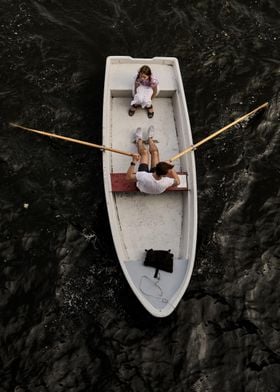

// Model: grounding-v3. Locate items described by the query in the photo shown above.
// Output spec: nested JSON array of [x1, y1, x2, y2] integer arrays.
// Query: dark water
[[0, 1, 279, 391]]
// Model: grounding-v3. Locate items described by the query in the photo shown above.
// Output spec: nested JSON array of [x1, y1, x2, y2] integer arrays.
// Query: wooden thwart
[[111, 173, 188, 192]]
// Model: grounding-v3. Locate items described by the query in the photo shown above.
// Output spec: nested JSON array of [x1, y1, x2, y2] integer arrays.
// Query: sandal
[[147, 106, 154, 118], [128, 105, 137, 116]]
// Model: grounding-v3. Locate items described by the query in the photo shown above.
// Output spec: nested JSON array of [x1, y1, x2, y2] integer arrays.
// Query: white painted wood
[[103, 56, 197, 317]]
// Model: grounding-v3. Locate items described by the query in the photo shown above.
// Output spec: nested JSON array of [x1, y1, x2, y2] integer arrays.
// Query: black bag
[[144, 249, 174, 278]]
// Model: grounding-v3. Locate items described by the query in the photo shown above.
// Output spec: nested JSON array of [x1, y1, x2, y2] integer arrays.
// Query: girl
[[128, 65, 159, 118]]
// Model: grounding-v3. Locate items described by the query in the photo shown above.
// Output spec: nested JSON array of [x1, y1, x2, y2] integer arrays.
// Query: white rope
[[139, 274, 169, 304]]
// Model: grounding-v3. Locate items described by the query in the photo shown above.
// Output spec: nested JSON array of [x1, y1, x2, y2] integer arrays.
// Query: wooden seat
[[109, 63, 177, 98], [111, 173, 188, 192]]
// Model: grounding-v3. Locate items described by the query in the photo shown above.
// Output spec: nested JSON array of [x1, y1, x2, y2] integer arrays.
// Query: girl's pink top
[[135, 75, 159, 89]]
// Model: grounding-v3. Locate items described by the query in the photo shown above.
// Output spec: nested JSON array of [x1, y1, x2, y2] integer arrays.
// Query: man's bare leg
[[135, 127, 149, 165], [147, 126, 159, 168]]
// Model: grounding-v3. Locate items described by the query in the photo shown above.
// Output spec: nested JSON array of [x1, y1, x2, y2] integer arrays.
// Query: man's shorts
[[138, 163, 156, 173]]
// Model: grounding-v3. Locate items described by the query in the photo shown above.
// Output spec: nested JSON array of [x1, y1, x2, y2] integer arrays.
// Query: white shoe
[[135, 127, 142, 142], [147, 125, 155, 139]]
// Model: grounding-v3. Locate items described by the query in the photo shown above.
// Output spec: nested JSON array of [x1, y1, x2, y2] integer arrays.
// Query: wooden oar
[[169, 102, 269, 162], [9, 122, 134, 157]]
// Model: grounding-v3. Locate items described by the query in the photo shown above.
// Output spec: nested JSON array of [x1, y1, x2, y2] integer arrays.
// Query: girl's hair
[[137, 65, 152, 80]]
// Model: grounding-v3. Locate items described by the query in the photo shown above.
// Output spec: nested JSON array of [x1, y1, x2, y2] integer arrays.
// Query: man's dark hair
[[155, 161, 174, 176]]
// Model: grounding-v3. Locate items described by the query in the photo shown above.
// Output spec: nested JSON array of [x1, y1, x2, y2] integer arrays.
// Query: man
[[126, 126, 180, 194]]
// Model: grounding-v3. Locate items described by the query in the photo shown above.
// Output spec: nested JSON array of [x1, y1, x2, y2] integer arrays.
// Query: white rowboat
[[102, 56, 197, 317]]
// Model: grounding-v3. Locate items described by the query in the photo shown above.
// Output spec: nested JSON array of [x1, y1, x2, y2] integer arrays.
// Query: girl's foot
[[128, 105, 137, 116], [147, 106, 154, 118]]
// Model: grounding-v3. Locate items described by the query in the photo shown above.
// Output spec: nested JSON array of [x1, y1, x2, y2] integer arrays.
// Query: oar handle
[[9, 123, 134, 157], [169, 102, 269, 161]]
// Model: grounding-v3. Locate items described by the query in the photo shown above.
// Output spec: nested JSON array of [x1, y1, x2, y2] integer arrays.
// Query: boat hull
[[103, 56, 197, 317]]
